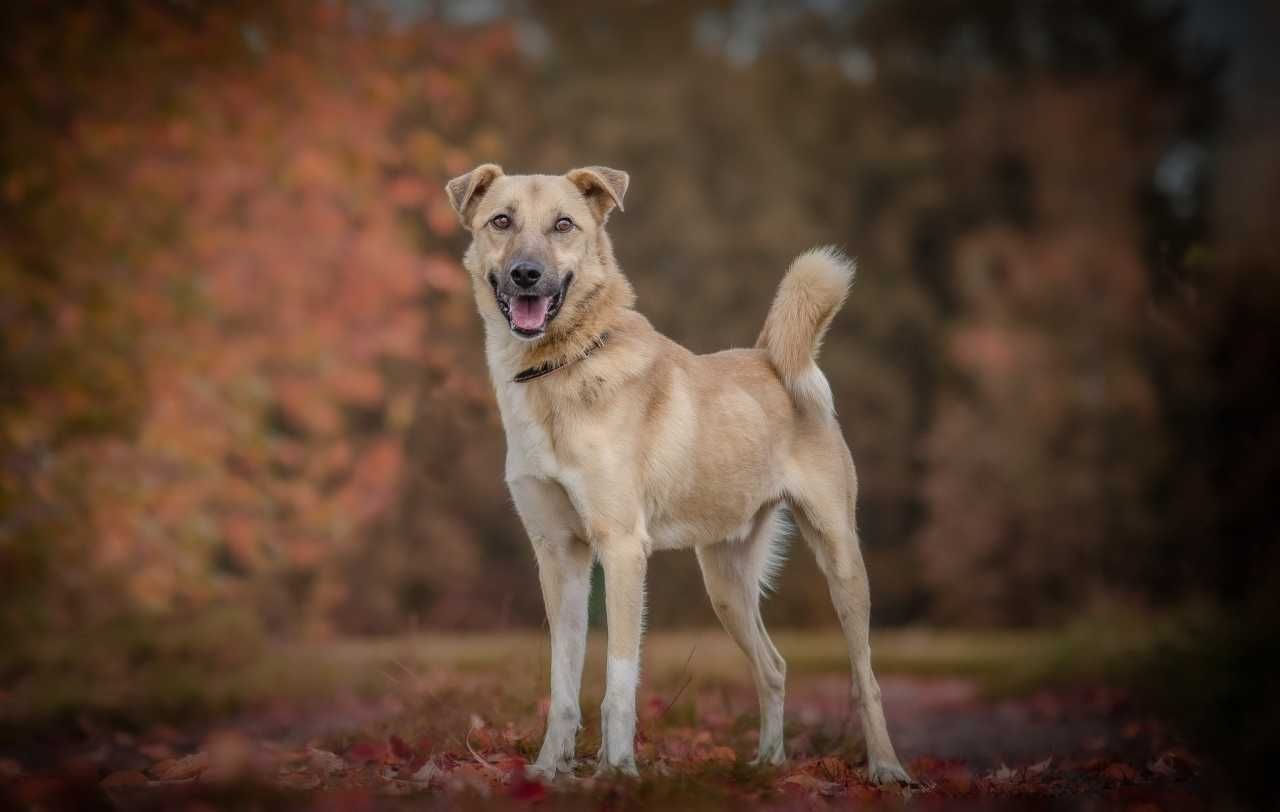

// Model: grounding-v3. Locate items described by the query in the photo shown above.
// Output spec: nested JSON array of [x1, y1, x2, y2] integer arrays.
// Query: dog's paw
[[593, 758, 639, 779], [866, 759, 912, 786], [526, 759, 575, 782]]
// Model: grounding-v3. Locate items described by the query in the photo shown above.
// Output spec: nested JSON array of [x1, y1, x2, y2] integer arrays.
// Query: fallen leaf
[[848, 783, 881, 801], [101, 770, 148, 788], [276, 772, 322, 791], [782, 773, 841, 796], [149, 752, 209, 781], [708, 746, 736, 763], [814, 755, 848, 781], [1026, 757, 1053, 776], [936, 763, 973, 794], [346, 740, 389, 765], [990, 764, 1019, 783], [308, 748, 347, 775], [1104, 763, 1139, 782], [385, 735, 411, 762], [410, 760, 444, 784], [508, 770, 547, 801]]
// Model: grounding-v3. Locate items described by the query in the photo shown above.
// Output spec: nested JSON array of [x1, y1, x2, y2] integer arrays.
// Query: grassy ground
[[2, 608, 1175, 726], [0, 619, 1146, 722]]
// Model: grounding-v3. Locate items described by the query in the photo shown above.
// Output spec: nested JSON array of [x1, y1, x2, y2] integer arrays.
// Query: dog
[[445, 164, 910, 784]]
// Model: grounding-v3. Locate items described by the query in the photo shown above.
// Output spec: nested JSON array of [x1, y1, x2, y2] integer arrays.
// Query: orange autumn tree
[[1, 3, 515, 651]]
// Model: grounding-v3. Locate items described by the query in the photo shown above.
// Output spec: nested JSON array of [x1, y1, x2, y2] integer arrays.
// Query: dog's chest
[[498, 384, 566, 479]]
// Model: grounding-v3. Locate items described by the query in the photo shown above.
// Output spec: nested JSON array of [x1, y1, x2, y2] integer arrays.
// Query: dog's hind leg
[[696, 508, 788, 765], [512, 478, 593, 779], [789, 459, 911, 786]]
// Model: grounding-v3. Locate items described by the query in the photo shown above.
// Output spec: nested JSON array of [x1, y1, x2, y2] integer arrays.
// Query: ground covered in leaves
[[1, 630, 1209, 810]]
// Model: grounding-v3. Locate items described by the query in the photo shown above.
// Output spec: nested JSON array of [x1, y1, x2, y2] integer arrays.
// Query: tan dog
[[445, 164, 909, 784]]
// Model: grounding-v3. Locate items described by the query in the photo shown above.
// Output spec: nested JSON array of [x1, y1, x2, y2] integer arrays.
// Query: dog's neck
[[486, 264, 635, 385]]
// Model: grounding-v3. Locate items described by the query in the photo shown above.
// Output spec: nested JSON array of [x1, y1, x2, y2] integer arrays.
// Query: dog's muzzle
[[489, 266, 573, 339]]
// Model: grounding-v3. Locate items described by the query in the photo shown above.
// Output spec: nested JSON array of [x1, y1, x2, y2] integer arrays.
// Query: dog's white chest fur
[[497, 383, 563, 481]]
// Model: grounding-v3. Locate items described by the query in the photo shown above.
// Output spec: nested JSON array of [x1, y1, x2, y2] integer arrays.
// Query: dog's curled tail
[[757, 246, 854, 416]]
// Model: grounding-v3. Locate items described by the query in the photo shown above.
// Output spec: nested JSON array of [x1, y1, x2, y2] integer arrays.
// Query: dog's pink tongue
[[512, 296, 550, 331]]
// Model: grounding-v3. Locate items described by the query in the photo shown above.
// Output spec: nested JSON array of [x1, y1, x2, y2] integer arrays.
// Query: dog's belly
[[647, 514, 758, 551]]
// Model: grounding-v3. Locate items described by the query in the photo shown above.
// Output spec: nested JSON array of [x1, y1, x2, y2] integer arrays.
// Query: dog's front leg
[[511, 478, 593, 780], [595, 539, 648, 777], [528, 535, 593, 779]]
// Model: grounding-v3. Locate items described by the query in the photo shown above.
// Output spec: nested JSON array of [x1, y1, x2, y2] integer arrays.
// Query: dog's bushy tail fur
[[757, 246, 854, 415]]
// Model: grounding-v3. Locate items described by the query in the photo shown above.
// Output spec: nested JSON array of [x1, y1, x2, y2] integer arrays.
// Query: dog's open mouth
[[493, 273, 572, 338]]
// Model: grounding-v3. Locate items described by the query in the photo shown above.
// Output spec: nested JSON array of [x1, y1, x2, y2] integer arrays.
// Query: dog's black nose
[[509, 261, 543, 289]]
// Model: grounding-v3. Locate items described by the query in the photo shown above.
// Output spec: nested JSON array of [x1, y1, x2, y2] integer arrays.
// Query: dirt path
[[1, 671, 1206, 810]]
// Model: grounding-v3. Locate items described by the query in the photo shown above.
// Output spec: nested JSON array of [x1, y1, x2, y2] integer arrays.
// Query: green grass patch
[[2, 607, 1193, 729]]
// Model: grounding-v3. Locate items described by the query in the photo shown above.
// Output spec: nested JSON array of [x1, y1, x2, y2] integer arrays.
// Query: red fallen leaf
[[498, 755, 528, 772], [504, 763, 545, 799], [707, 746, 736, 763], [347, 740, 390, 765], [101, 770, 148, 788], [403, 736, 434, 773], [781, 773, 841, 796], [917, 761, 973, 795], [848, 783, 881, 801], [812, 756, 848, 781], [389, 735, 414, 763], [1104, 763, 1139, 782], [909, 756, 948, 773]]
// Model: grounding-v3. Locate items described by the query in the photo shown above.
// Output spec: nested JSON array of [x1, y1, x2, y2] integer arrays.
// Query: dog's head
[[445, 164, 629, 341]]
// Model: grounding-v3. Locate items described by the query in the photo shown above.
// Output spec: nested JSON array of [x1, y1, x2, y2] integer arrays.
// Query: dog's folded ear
[[566, 166, 629, 222], [445, 163, 504, 228]]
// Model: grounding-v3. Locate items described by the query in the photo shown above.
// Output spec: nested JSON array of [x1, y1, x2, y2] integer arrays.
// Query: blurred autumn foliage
[[0, 2, 520, 656], [2, 0, 1278, 662]]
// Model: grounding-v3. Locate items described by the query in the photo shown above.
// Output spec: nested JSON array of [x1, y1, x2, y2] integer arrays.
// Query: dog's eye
[[490, 213, 512, 230], [554, 217, 574, 234]]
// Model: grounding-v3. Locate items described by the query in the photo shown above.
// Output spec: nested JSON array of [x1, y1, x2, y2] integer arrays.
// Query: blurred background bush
[[2, 0, 1277, 670]]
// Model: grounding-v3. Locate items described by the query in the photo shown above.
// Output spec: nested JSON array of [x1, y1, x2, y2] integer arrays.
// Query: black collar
[[513, 332, 610, 384]]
